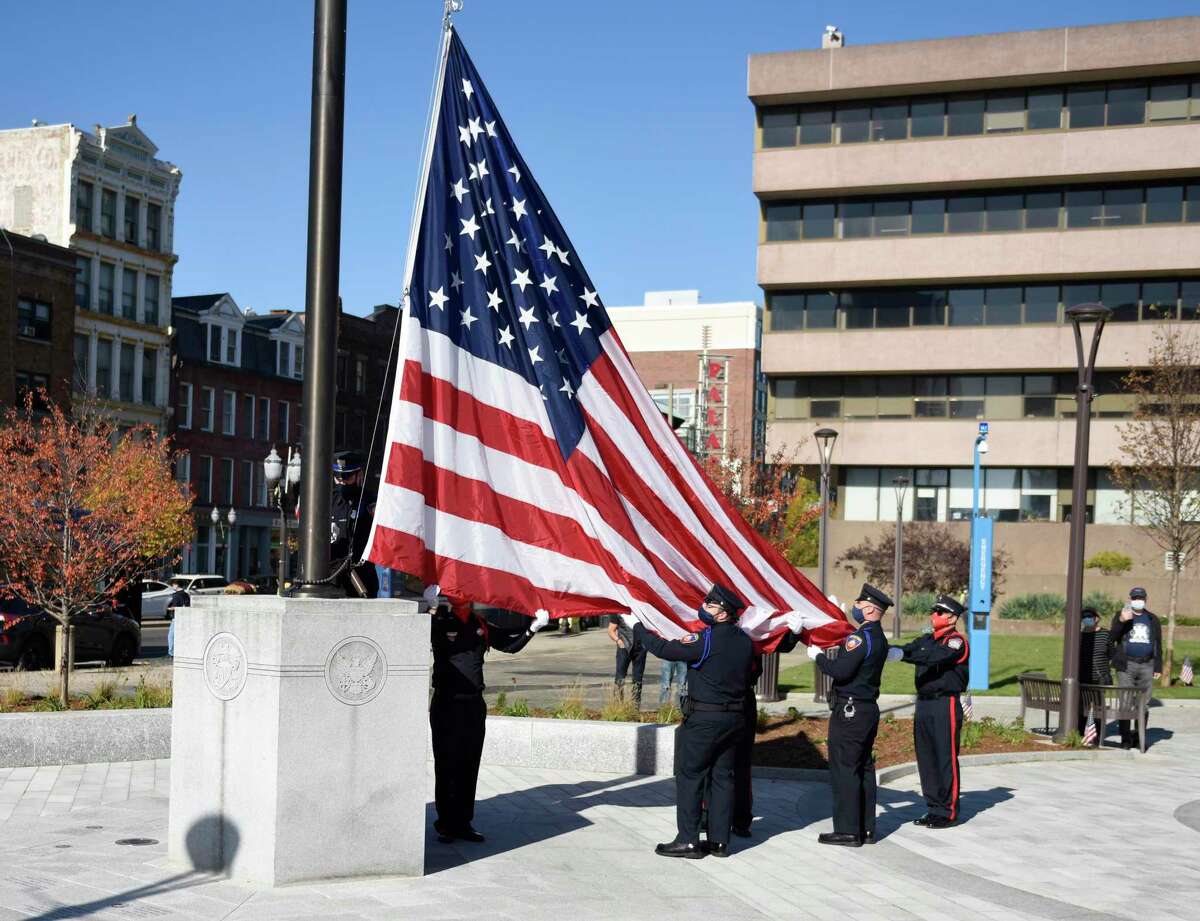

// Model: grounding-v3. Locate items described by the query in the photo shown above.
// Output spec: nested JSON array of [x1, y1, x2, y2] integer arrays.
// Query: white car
[[167, 574, 230, 597], [140, 579, 176, 619]]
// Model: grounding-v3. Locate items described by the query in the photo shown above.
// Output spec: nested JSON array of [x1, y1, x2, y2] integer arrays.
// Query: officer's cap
[[1129, 587, 1148, 600], [705, 583, 746, 617], [932, 595, 966, 617], [855, 583, 894, 611], [333, 450, 366, 475]]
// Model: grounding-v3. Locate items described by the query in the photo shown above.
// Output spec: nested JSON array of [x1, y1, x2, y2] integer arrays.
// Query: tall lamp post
[[892, 475, 909, 640], [1056, 303, 1111, 741], [813, 427, 838, 701], [210, 507, 237, 579], [264, 446, 302, 595]]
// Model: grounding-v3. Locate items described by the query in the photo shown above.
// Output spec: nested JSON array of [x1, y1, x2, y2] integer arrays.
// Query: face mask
[[697, 605, 717, 626], [1131, 600, 1145, 611], [850, 605, 866, 624], [1082, 617, 1097, 629], [931, 612, 956, 631]]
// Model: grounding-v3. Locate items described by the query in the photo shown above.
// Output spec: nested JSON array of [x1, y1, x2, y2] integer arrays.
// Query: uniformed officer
[[329, 450, 378, 598], [634, 584, 755, 859], [428, 591, 550, 843], [807, 583, 890, 847], [900, 595, 970, 828]]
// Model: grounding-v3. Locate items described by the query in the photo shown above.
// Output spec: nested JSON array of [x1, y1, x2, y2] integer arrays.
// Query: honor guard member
[[807, 583, 890, 847], [329, 450, 378, 598], [634, 584, 755, 859], [899, 595, 970, 828], [428, 590, 550, 843]]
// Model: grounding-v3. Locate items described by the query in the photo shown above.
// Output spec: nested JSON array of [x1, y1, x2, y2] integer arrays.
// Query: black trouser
[[614, 639, 646, 705], [675, 709, 743, 846], [731, 692, 757, 831], [914, 696, 963, 821], [827, 697, 879, 839], [430, 692, 487, 830]]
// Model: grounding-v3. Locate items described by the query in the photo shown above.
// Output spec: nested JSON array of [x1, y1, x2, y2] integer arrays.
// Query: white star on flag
[[484, 197, 495, 215], [548, 311, 561, 328], [559, 379, 574, 399], [497, 325, 515, 348], [443, 233, 453, 252], [539, 274, 559, 296], [485, 120, 497, 137], [468, 117, 483, 142], [451, 179, 468, 203], [555, 246, 571, 265], [450, 271, 464, 292], [459, 215, 480, 240], [507, 164, 521, 183], [510, 198, 527, 220], [505, 230, 525, 252], [511, 269, 532, 293], [458, 124, 473, 146], [518, 305, 539, 330], [570, 310, 590, 334], [487, 288, 504, 311], [580, 288, 600, 308], [528, 345, 543, 366], [428, 287, 449, 310], [469, 159, 489, 181], [474, 252, 492, 274], [538, 236, 557, 258], [460, 306, 477, 330], [462, 78, 474, 100]]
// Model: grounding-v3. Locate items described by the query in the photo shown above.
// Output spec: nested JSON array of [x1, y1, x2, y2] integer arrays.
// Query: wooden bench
[[1017, 672, 1060, 732], [1018, 671, 1151, 750]]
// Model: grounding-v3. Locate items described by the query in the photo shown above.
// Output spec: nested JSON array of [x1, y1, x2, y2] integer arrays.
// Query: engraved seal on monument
[[325, 636, 387, 706], [203, 632, 247, 701]]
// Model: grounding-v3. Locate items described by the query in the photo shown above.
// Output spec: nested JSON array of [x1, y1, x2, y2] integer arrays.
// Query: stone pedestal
[[168, 596, 429, 886]]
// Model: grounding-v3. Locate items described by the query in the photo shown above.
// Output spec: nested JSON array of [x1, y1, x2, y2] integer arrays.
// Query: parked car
[[0, 597, 141, 671], [167, 574, 229, 596], [140, 579, 176, 619]]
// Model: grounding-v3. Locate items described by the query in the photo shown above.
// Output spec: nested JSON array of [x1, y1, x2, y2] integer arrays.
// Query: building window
[[278, 401, 290, 441], [206, 324, 241, 366], [220, 458, 234, 505], [146, 202, 162, 251], [76, 180, 94, 231], [258, 397, 270, 440], [178, 381, 193, 428], [241, 460, 253, 508], [144, 274, 160, 326], [254, 464, 268, 507], [142, 348, 157, 405], [16, 299, 51, 341], [295, 345, 304, 377], [198, 456, 213, 504], [200, 386, 215, 431], [337, 353, 349, 390], [195, 524, 211, 571], [124, 195, 139, 246], [98, 262, 115, 314], [121, 268, 138, 321], [242, 393, 255, 438], [75, 257, 92, 309], [100, 188, 116, 237], [95, 339, 113, 397], [175, 452, 191, 489], [118, 342, 135, 402], [73, 334, 89, 391], [15, 371, 50, 405], [221, 391, 236, 436]]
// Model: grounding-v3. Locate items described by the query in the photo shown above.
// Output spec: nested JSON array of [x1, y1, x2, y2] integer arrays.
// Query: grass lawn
[[778, 633, 1200, 698]]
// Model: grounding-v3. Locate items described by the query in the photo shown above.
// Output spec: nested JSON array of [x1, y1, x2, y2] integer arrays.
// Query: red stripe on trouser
[[948, 697, 960, 821]]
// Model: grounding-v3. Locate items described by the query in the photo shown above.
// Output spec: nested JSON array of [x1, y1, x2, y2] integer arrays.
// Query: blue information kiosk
[[968, 422, 992, 691]]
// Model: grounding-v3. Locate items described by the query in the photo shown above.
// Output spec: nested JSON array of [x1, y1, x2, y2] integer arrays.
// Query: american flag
[[364, 30, 851, 650], [1082, 709, 1098, 746], [1181, 656, 1194, 686], [962, 692, 974, 721]]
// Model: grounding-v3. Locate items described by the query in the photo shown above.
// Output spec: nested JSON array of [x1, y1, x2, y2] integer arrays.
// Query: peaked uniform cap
[[705, 583, 746, 617], [855, 583, 893, 611]]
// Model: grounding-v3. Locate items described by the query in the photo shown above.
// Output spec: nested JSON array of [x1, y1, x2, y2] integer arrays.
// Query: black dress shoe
[[817, 832, 862, 847], [655, 841, 705, 859], [703, 842, 730, 857], [433, 820, 455, 843], [731, 825, 752, 838], [912, 814, 933, 827], [455, 825, 486, 843], [924, 816, 955, 829]]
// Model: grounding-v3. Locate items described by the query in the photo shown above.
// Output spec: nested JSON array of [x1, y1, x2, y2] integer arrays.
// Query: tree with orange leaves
[[0, 393, 193, 702]]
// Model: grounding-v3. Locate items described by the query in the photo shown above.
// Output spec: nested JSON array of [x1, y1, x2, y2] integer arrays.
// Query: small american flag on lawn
[[1082, 709, 1098, 746], [962, 692, 974, 721], [1181, 656, 1194, 687], [364, 30, 853, 651]]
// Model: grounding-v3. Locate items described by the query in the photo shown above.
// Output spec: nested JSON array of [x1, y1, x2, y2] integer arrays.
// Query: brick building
[[0, 231, 76, 410]]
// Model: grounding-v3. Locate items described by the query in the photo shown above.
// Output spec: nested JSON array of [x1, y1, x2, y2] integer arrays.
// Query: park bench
[[1018, 671, 1151, 751]]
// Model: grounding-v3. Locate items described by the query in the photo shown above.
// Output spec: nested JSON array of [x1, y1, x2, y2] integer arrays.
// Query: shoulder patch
[[844, 635, 863, 651], [681, 633, 699, 645], [947, 637, 963, 650]]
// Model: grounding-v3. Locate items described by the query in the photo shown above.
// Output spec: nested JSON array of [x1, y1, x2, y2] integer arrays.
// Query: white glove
[[785, 612, 804, 634], [806, 643, 822, 661], [887, 647, 904, 662], [422, 584, 441, 605], [621, 613, 638, 629], [530, 609, 550, 633]]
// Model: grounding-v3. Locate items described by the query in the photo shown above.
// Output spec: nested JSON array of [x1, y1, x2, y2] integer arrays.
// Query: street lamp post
[[264, 446, 302, 595], [209, 507, 237, 579], [813, 427, 838, 701], [892, 475, 909, 640], [1057, 303, 1111, 741]]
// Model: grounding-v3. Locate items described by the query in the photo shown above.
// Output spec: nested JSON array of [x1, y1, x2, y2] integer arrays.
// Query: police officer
[[633, 584, 754, 859], [329, 450, 378, 598], [807, 583, 890, 847], [900, 595, 970, 828], [428, 591, 550, 843]]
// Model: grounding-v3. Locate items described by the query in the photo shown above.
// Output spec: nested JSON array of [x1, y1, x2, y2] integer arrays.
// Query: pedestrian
[[899, 595, 970, 829], [165, 587, 189, 657], [1110, 587, 1162, 750], [329, 450, 378, 598], [427, 590, 550, 843], [1078, 607, 1113, 736], [634, 584, 755, 859], [658, 657, 687, 709], [805, 583, 890, 847], [607, 613, 646, 709]]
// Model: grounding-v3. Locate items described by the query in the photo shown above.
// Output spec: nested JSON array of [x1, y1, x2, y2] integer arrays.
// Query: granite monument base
[[168, 595, 429, 886]]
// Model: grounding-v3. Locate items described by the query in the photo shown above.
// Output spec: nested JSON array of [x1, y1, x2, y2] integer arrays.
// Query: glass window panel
[[1027, 87, 1064, 129], [842, 291, 874, 329], [985, 93, 1025, 132], [913, 289, 946, 326], [947, 196, 984, 233], [769, 294, 804, 332], [146, 203, 162, 250], [914, 376, 948, 396], [1193, 81, 1200, 119], [810, 378, 841, 398], [910, 98, 945, 137], [843, 377, 876, 397], [1141, 281, 1178, 320], [873, 199, 909, 236], [1182, 281, 1200, 321], [1189, 184, 1200, 223], [949, 376, 985, 396], [761, 110, 797, 148], [985, 193, 1023, 232], [1103, 187, 1143, 225], [1101, 282, 1139, 322], [843, 468, 880, 521], [948, 288, 985, 326], [764, 203, 801, 241], [802, 203, 835, 239], [799, 108, 833, 145], [1024, 190, 1061, 229], [1106, 84, 1147, 126], [1067, 86, 1106, 128], [806, 291, 837, 328], [121, 268, 137, 320], [916, 468, 949, 486], [948, 468, 974, 521], [1146, 185, 1183, 223], [985, 286, 1022, 325], [874, 290, 909, 328], [1024, 285, 1060, 323], [985, 468, 1021, 520], [947, 97, 984, 136], [811, 400, 840, 418], [949, 397, 985, 419], [772, 378, 805, 418], [1066, 188, 1103, 228], [840, 200, 872, 238], [911, 197, 945, 234], [1063, 283, 1100, 310], [871, 103, 908, 141], [836, 105, 870, 143], [986, 375, 1021, 395], [1148, 83, 1189, 122], [877, 376, 913, 396], [1023, 396, 1056, 417]]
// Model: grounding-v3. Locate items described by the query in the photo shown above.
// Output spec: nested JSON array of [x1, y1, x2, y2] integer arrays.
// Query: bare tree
[[1111, 324, 1200, 686]]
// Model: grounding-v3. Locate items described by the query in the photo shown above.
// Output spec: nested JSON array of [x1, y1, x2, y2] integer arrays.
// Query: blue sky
[[5, 1, 1196, 316]]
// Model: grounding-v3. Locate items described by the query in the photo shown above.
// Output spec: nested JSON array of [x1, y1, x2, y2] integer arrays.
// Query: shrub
[[133, 679, 171, 709], [1085, 551, 1133, 577], [901, 591, 937, 618], [552, 681, 588, 721], [495, 691, 507, 711], [0, 688, 26, 712], [655, 704, 682, 724], [84, 681, 119, 709], [504, 697, 532, 718], [32, 695, 66, 712], [756, 707, 770, 732], [1082, 591, 1122, 619], [600, 689, 639, 722], [999, 593, 1064, 621]]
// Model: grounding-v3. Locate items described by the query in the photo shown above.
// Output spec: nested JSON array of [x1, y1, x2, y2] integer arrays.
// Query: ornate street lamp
[[265, 446, 302, 595]]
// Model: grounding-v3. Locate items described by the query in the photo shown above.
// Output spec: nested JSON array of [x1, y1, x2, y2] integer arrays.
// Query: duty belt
[[682, 697, 744, 715], [917, 691, 960, 700]]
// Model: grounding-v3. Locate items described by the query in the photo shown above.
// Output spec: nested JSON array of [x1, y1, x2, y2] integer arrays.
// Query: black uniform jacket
[[634, 620, 754, 706], [903, 629, 970, 696], [330, 484, 377, 563], [813, 619, 888, 701], [431, 608, 534, 696]]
